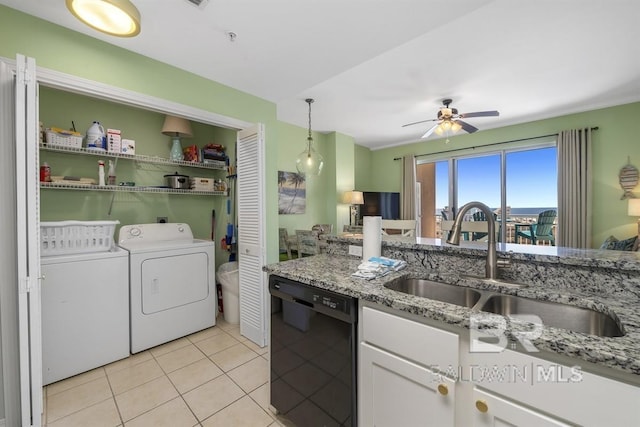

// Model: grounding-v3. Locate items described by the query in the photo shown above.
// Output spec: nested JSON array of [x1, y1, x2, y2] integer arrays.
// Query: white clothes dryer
[[118, 223, 216, 353]]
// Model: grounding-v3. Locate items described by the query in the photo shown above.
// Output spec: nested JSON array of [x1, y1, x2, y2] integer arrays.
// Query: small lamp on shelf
[[161, 115, 193, 161], [343, 191, 364, 226], [628, 198, 640, 234]]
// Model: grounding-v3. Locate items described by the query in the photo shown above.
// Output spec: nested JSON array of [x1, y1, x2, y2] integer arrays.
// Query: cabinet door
[[472, 388, 570, 427], [359, 342, 455, 427]]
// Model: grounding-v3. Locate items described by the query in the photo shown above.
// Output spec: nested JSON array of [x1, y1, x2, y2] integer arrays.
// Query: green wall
[[362, 102, 640, 247]]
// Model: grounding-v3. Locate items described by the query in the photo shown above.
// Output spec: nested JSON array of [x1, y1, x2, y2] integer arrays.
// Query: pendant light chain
[[306, 98, 314, 149]]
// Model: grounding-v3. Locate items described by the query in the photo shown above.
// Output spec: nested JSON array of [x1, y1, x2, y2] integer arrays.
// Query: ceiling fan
[[402, 98, 499, 139]]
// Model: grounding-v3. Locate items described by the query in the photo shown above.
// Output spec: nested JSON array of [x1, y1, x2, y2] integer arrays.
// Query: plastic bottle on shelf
[[98, 160, 105, 186], [107, 160, 116, 185]]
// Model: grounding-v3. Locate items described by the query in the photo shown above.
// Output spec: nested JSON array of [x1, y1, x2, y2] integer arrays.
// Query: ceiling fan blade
[[402, 118, 437, 128], [456, 120, 479, 133], [459, 110, 499, 118], [421, 123, 439, 139]]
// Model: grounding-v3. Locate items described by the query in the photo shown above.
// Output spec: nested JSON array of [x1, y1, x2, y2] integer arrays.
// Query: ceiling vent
[[186, 0, 209, 8]]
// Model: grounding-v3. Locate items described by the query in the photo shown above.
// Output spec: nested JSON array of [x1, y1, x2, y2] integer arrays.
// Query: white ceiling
[[3, 0, 640, 150]]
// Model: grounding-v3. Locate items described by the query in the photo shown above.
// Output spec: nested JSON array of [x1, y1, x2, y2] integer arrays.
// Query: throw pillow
[[600, 235, 618, 250]]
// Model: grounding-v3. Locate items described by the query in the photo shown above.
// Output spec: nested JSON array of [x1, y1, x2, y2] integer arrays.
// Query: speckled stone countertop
[[264, 251, 640, 379]]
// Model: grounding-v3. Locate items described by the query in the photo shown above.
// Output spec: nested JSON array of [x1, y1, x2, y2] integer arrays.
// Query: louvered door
[[236, 124, 267, 346]]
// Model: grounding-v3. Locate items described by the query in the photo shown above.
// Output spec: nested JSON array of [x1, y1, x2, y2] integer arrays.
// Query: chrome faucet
[[446, 201, 506, 280]]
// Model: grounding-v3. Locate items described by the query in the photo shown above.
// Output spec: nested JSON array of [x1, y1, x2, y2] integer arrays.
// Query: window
[[417, 142, 557, 244]]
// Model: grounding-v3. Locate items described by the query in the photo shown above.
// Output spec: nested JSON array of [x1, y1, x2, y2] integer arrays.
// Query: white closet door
[[236, 123, 267, 346], [15, 54, 43, 427]]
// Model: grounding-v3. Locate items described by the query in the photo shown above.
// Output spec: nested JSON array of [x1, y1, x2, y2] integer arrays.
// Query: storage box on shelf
[[45, 130, 83, 148]]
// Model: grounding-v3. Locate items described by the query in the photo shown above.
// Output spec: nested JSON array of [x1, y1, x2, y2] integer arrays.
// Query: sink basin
[[480, 295, 624, 337], [384, 278, 481, 308]]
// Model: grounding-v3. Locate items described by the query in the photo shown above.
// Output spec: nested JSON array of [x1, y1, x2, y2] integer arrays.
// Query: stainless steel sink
[[384, 278, 481, 308], [480, 295, 624, 337]]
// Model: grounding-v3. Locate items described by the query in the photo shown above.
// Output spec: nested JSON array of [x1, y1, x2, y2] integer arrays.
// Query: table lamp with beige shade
[[161, 115, 193, 161], [343, 191, 364, 225]]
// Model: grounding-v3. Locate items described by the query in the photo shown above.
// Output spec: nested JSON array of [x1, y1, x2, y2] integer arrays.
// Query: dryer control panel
[[118, 223, 194, 244]]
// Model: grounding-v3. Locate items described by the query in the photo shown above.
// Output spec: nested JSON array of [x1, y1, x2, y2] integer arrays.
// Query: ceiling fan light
[[441, 120, 452, 131], [451, 121, 462, 133], [66, 0, 141, 37], [434, 125, 444, 136]]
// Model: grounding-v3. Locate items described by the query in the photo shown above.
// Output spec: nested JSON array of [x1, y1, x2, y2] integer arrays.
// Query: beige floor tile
[[124, 397, 197, 427], [248, 383, 270, 413], [194, 332, 239, 356], [209, 343, 259, 372], [108, 359, 165, 395], [168, 358, 223, 394], [115, 376, 179, 422], [182, 374, 244, 421], [155, 344, 205, 374], [187, 326, 225, 343], [104, 352, 153, 376], [149, 337, 192, 358], [47, 398, 120, 427], [228, 356, 268, 393], [47, 376, 113, 423], [201, 395, 273, 427], [224, 326, 248, 342], [46, 367, 106, 397], [214, 318, 235, 331], [243, 339, 269, 355]]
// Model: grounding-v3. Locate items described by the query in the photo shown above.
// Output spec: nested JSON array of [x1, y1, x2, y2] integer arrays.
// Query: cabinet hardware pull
[[475, 399, 489, 413], [437, 384, 448, 396]]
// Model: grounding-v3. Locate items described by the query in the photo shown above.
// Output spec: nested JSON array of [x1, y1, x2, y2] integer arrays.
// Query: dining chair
[[471, 210, 497, 241], [515, 210, 557, 245], [295, 229, 319, 257], [381, 219, 417, 237], [278, 228, 293, 259]]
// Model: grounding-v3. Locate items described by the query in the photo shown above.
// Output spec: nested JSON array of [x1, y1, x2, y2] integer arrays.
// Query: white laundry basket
[[217, 262, 239, 324]]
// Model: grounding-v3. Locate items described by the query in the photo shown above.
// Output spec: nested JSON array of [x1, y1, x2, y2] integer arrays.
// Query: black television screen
[[362, 192, 400, 220]]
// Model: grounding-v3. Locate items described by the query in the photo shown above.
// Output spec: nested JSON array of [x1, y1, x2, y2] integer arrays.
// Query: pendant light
[[295, 98, 324, 176], [66, 0, 141, 37]]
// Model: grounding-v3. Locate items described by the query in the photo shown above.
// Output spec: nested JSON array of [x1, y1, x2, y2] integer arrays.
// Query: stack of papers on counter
[[352, 256, 407, 279]]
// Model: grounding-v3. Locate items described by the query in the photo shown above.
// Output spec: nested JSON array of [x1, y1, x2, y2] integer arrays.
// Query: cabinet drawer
[[361, 306, 459, 371], [470, 349, 640, 426]]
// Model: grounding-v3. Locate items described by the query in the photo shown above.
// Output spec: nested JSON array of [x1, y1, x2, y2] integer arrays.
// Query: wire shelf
[[39, 143, 227, 170], [40, 182, 227, 196]]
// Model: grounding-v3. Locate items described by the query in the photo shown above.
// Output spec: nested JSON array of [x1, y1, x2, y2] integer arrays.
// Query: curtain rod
[[393, 126, 599, 160]]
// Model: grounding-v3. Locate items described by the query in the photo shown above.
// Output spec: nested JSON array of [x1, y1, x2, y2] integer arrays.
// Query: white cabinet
[[359, 305, 459, 426], [360, 342, 455, 427], [359, 302, 640, 427]]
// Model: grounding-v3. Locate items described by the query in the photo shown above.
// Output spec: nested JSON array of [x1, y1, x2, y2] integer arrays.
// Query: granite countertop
[[264, 254, 640, 378], [329, 234, 640, 271]]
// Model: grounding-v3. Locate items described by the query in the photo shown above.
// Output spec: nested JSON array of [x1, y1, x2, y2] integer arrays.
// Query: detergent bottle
[[86, 121, 106, 150]]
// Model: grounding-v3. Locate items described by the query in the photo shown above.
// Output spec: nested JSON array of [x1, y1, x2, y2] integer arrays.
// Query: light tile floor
[[43, 318, 281, 427]]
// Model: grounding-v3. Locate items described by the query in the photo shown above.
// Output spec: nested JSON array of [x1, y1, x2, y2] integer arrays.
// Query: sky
[[435, 147, 557, 210]]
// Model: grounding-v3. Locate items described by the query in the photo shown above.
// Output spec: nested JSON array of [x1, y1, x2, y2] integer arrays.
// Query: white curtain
[[557, 128, 592, 248], [401, 155, 416, 220]]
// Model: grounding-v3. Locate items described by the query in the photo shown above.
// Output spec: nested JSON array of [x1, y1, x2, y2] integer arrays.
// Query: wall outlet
[[348, 245, 363, 257], [157, 216, 168, 223]]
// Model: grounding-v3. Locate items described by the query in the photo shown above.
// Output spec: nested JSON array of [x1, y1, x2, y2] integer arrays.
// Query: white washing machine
[[118, 223, 216, 353], [41, 248, 129, 385]]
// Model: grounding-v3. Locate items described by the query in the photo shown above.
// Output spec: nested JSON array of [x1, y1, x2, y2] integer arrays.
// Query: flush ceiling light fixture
[[295, 98, 324, 176], [66, 0, 141, 37]]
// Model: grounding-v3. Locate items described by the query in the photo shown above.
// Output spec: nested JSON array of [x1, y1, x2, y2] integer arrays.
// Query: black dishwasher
[[269, 275, 357, 427]]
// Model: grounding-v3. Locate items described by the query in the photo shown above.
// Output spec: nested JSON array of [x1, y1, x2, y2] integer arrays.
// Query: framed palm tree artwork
[[278, 171, 306, 214]]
